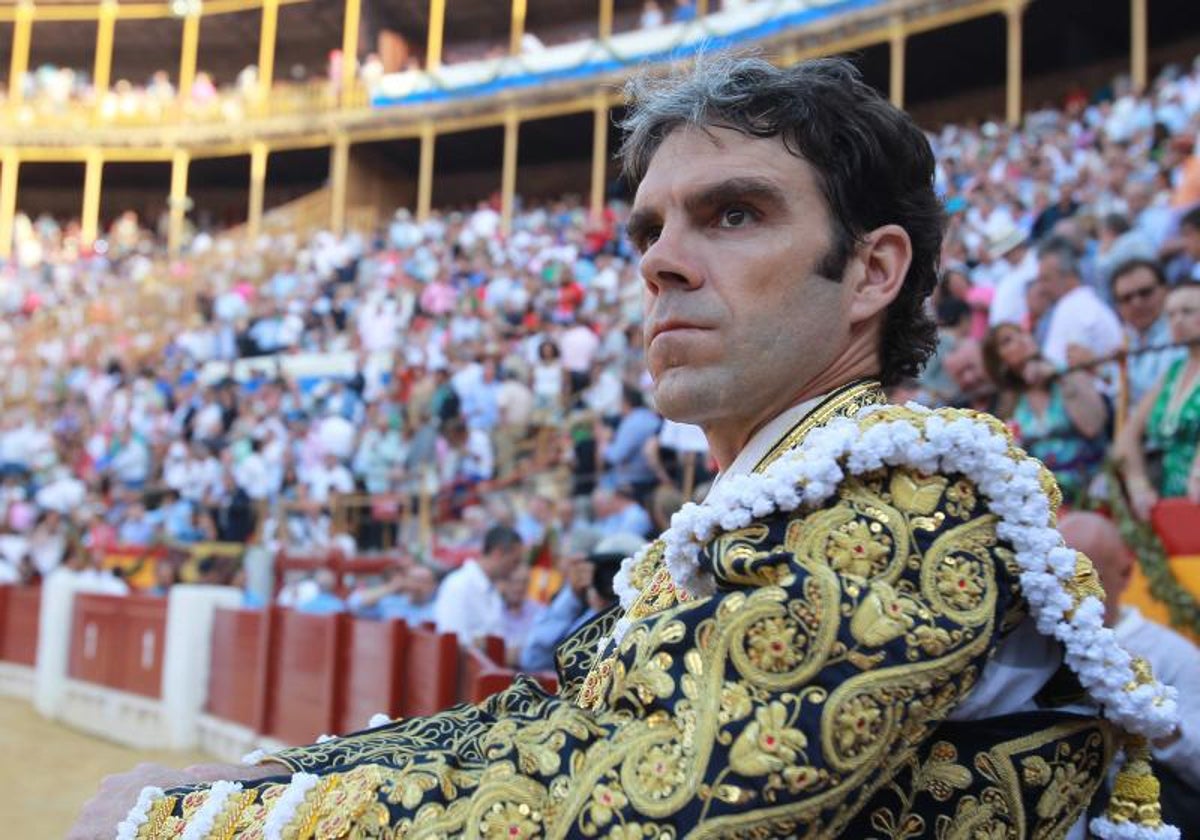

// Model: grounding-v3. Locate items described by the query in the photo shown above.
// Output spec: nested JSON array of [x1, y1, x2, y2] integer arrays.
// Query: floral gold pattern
[[137, 386, 1118, 840]]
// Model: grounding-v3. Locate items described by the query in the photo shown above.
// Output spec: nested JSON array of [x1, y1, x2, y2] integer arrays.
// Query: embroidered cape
[[128, 381, 1115, 839]]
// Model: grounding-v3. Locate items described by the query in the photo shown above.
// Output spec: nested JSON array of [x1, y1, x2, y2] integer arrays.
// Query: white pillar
[[160, 585, 244, 749]]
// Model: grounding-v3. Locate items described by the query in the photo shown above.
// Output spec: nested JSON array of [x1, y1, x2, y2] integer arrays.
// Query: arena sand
[[0, 696, 209, 836]]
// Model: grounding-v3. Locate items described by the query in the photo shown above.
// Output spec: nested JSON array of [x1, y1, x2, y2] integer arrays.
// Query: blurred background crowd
[[0, 48, 1198, 699]]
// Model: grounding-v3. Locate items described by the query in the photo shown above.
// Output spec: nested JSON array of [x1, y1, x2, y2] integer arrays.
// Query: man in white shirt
[[433, 525, 524, 645], [304, 452, 355, 506], [983, 220, 1038, 327], [233, 438, 274, 501], [1036, 236, 1124, 370], [1060, 512, 1200, 836]]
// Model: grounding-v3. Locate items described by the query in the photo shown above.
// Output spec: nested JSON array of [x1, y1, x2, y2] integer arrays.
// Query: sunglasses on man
[[1115, 285, 1160, 306]]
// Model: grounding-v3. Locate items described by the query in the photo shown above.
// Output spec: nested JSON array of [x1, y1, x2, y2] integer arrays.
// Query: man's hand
[[1021, 359, 1056, 388], [66, 760, 286, 840], [565, 557, 594, 598], [1130, 482, 1159, 522], [1065, 343, 1097, 369]]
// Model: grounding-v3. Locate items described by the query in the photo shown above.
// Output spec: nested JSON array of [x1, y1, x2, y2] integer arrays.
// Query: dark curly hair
[[619, 54, 945, 386]]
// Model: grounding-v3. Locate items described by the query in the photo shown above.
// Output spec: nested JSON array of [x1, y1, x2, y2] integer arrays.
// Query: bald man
[[1060, 511, 1200, 834]]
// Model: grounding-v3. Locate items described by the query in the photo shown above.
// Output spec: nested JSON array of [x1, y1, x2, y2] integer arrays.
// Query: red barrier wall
[[263, 608, 345, 745], [206, 607, 266, 730], [338, 617, 408, 735], [401, 624, 458, 717], [67, 594, 167, 698], [0, 585, 40, 666], [458, 644, 516, 705]]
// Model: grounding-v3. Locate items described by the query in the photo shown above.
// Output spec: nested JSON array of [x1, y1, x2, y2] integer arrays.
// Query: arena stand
[[0, 0, 1199, 775]]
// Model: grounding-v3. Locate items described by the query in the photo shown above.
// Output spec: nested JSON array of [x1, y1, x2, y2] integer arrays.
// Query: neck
[[705, 355, 879, 470]]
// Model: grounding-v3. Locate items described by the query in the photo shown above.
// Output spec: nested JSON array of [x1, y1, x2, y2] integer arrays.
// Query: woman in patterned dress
[[982, 322, 1110, 505]]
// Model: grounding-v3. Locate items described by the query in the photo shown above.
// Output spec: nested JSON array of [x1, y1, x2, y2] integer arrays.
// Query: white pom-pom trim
[[240, 748, 268, 766], [264, 772, 320, 840], [180, 780, 242, 840], [368, 713, 392, 729], [1091, 816, 1181, 840], [116, 785, 164, 840], [599, 404, 1180, 744]]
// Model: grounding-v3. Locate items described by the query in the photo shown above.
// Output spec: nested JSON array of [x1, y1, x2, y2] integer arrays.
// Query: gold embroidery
[[1065, 550, 1106, 615], [754, 379, 889, 472], [145, 395, 1114, 840], [850, 581, 921, 647], [890, 472, 950, 517], [728, 701, 810, 776], [975, 719, 1117, 840]]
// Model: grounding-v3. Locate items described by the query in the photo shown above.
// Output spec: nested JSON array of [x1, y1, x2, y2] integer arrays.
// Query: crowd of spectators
[[0, 52, 1198, 703], [4, 0, 779, 123], [3, 55, 371, 125], [905, 61, 1200, 514]]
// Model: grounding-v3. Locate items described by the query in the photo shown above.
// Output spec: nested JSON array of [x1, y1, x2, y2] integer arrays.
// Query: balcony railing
[[0, 79, 371, 131]]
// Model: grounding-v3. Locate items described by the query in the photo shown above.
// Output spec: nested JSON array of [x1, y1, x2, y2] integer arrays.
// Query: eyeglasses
[[1115, 285, 1160, 306]]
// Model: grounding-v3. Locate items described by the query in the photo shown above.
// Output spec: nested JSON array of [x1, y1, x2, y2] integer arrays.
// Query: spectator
[[433, 524, 524, 644], [983, 322, 1109, 504], [1173, 205, 1200, 282], [352, 407, 408, 495], [639, 0, 665, 28], [305, 451, 355, 506], [293, 568, 346, 615], [1030, 186, 1079, 241], [982, 220, 1036, 327], [1036, 237, 1124, 371], [559, 319, 600, 399], [27, 508, 69, 577], [1117, 281, 1200, 518], [58, 545, 130, 595], [1059, 512, 1200, 837], [1125, 180, 1175, 252], [591, 485, 653, 539], [670, 0, 697, 23], [233, 438, 273, 501], [1094, 213, 1157, 292], [941, 338, 997, 412], [1110, 259, 1187, 404], [350, 564, 438, 624], [519, 527, 601, 672], [645, 418, 711, 496], [146, 560, 179, 596], [459, 359, 501, 433], [583, 532, 643, 617], [108, 428, 151, 490], [939, 264, 991, 341], [598, 384, 660, 503], [531, 340, 566, 427], [117, 500, 157, 545], [493, 365, 534, 476], [498, 564, 544, 665]]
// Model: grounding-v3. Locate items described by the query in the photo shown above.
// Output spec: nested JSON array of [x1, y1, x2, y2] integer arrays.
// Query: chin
[[650, 368, 716, 425]]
